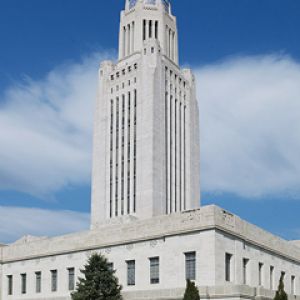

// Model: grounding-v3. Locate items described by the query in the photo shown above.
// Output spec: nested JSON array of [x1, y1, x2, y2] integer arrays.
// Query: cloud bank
[[0, 206, 90, 244], [0, 53, 107, 197], [197, 55, 300, 198], [0, 53, 300, 202], [1, 53, 300, 242]]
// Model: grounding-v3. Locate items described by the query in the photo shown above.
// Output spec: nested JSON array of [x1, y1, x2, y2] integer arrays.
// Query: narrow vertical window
[[179, 101, 182, 211], [68, 268, 75, 291], [121, 94, 125, 215], [7, 275, 13, 295], [243, 258, 249, 285], [183, 105, 186, 210], [155, 21, 158, 39], [110, 99, 114, 217], [150, 257, 159, 284], [127, 260, 135, 286], [21, 273, 26, 294], [169, 95, 173, 212], [259, 262, 264, 286], [149, 20, 152, 38], [35, 271, 42, 293], [143, 19, 146, 40], [225, 253, 232, 282], [127, 92, 131, 214], [115, 97, 119, 216], [185, 252, 196, 280], [270, 266, 274, 290], [165, 90, 169, 214], [291, 276, 296, 295], [51, 270, 57, 292], [174, 99, 177, 212], [108, 263, 114, 272], [133, 89, 137, 212]]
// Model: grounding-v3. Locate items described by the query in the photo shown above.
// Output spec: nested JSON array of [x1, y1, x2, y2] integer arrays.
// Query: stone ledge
[[2, 205, 300, 264]]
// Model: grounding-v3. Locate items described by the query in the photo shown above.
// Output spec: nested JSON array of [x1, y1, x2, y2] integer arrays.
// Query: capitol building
[[1, 0, 300, 299]]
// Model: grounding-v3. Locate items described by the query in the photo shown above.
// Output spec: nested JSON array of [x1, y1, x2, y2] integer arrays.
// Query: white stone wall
[[216, 231, 300, 295], [2, 206, 300, 300], [91, 0, 200, 228]]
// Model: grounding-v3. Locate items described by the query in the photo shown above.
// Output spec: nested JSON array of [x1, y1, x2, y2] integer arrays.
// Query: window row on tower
[[121, 22, 135, 58], [165, 66, 188, 214], [143, 19, 159, 41], [110, 63, 138, 81], [109, 90, 137, 218], [165, 25, 177, 61]]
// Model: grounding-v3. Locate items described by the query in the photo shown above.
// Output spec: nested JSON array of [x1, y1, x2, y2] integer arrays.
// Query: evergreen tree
[[183, 279, 200, 300], [274, 275, 288, 300], [71, 253, 122, 300]]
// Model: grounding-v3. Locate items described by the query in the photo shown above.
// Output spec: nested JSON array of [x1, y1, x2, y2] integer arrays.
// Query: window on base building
[[68, 268, 75, 291], [259, 262, 264, 286], [126, 260, 135, 286], [225, 253, 232, 282], [21, 273, 26, 294], [51, 270, 58, 292], [149, 257, 159, 284], [270, 266, 274, 290], [35, 271, 42, 293], [7, 275, 13, 295], [243, 258, 249, 285], [185, 252, 196, 280]]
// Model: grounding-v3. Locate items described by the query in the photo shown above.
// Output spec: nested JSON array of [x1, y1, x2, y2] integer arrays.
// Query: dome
[[128, 0, 170, 12]]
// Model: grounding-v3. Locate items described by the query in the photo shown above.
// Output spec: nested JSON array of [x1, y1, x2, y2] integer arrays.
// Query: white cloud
[[0, 52, 112, 197], [0, 206, 90, 244], [196, 54, 300, 198], [0, 52, 300, 201]]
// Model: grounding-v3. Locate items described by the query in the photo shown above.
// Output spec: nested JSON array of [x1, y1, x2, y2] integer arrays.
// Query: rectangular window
[[243, 258, 249, 285], [185, 252, 196, 280], [270, 266, 274, 290], [108, 263, 114, 272], [35, 271, 42, 293], [7, 275, 13, 295], [127, 260, 135, 286], [21, 273, 26, 294], [259, 263, 264, 286], [225, 253, 232, 282], [291, 276, 296, 295], [68, 268, 75, 291], [51, 270, 58, 292], [150, 257, 159, 284]]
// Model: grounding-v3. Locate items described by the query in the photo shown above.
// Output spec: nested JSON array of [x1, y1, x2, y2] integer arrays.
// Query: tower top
[[126, 0, 171, 13], [119, 0, 178, 64]]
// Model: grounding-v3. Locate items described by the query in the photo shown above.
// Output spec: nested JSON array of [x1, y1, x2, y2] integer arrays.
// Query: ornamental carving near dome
[[128, 0, 170, 11]]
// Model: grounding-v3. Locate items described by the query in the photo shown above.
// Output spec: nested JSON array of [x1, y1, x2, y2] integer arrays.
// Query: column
[[146, 20, 149, 40], [131, 22, 135, 53], [174, 32, 178, 63], [129, 91, 135, 214], [127, 24, 131, 56], [124, 93, 129, 215], [151, 20, 155, 39], [171, 91, 176, 213], [112, 98, 117, 217], [169, 29, 172, 58]]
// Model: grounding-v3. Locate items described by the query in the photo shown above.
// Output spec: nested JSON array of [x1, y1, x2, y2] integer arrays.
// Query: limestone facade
[[91, 0, 200, 228], [1, 1, 299, 300], [1, 206, 300, 300]]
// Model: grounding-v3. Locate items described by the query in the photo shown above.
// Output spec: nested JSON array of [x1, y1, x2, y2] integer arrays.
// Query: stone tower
[[91, 0, 200, 229]]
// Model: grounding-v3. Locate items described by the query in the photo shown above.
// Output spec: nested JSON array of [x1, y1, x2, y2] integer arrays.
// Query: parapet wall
[[2, 205, 300, 264]]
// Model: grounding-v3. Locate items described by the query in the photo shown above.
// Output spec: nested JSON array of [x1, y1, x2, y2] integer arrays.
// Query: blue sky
[[0, 0, 300, 243]]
